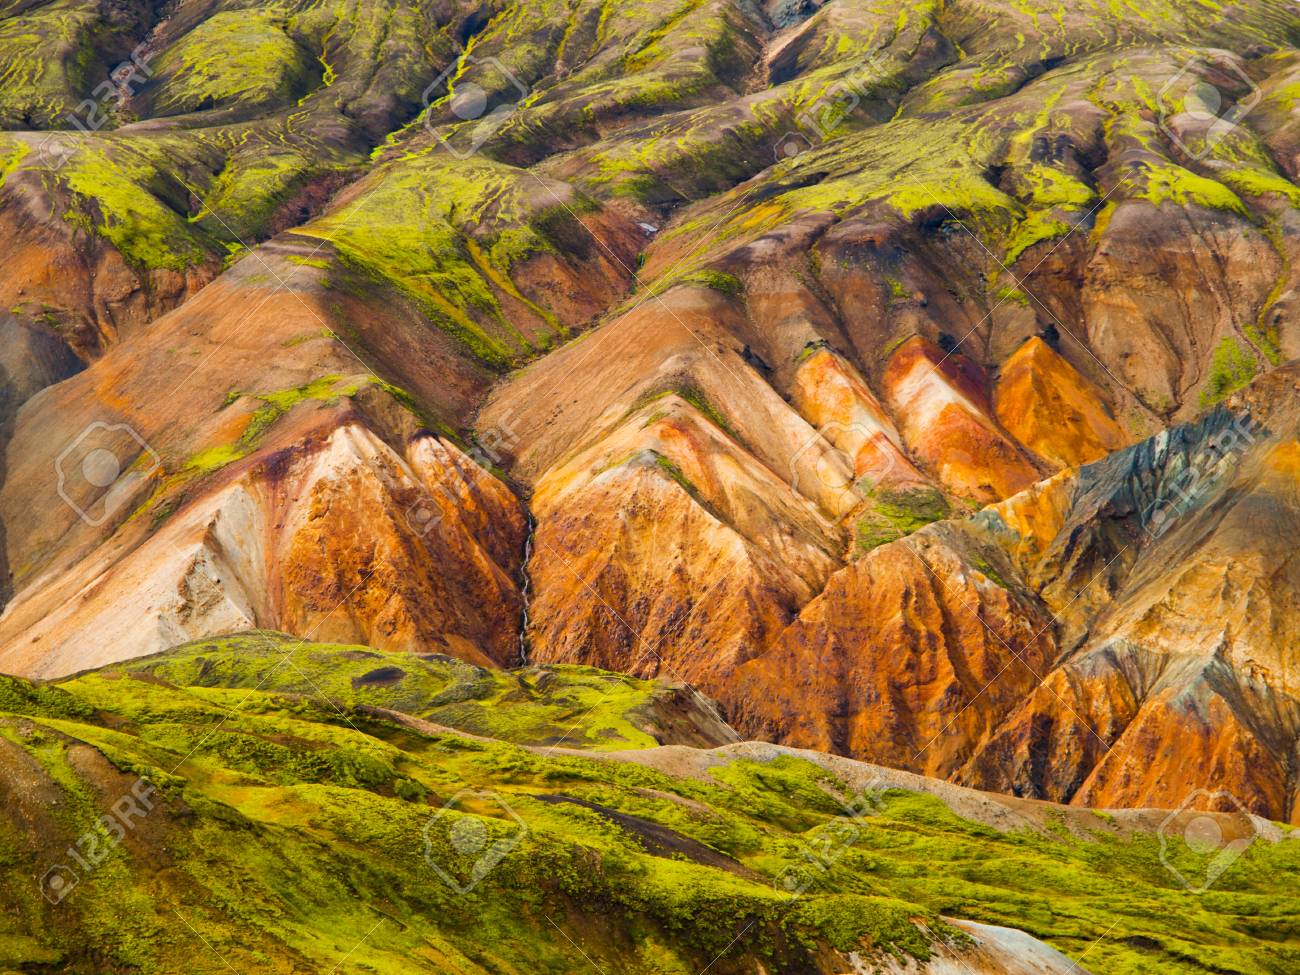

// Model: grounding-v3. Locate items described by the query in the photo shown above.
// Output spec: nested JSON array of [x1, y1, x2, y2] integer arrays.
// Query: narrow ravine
[[517, 508, 535, 665]]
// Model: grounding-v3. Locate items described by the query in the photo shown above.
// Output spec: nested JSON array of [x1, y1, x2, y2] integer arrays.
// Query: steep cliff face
[[525, 393, 840, 692], [993, 336, 1128, 469], [959, 385, 1300, 819], [0, 418, 528, 676], [731, 371, 1300, 821], [882, 336, 1042, 502], [726, 526, 1058, 780]]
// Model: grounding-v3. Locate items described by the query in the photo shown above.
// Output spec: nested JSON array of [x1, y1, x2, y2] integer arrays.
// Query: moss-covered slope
[[0, 636, 1296, 973]]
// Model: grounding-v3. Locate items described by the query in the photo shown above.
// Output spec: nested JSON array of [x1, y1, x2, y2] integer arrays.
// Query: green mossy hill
[[0, 0, 156, 127], [855, 488, 950, 556], [0, 0, 452, 274], [113, 631, 715, 750], [0, 637, 1293, 973], [149, 12, 317, 116], [296, 153, 594, 369]]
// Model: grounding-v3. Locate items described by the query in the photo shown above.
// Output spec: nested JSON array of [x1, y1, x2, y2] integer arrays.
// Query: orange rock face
[[726, 528, 1057, 780], [883, 337, 1041, 503], [790, 347, 929, 501], [647, 370, 1300, 823], [467, 280, 1300, 822], [276, 426, 527, 665], [0, 165, 215, 359], [1072, 666, 1292, 818], [525, 395, 838, 695], [994, 337, 1127, 470], [0, 421, 527, 676]]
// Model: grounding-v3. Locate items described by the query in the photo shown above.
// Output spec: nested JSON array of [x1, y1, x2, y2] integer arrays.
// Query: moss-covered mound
[[0, 637, 1295, 973], [110, 631, 735, 750], [148, 12, 318, 116]]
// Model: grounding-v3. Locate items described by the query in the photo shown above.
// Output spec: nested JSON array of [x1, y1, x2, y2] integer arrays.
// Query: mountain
[[4, 0, 1300, 965], [729, 369, 1300, 816], [1, 633, 1297, 973]]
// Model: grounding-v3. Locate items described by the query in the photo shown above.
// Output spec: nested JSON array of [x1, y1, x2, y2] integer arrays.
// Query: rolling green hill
[[0, 634, 1296, 973]]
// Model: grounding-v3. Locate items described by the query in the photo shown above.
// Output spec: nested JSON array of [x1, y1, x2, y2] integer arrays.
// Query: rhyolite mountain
[[3, 0, 1300, 907]]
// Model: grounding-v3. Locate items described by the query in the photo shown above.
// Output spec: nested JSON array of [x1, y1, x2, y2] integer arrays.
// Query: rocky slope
[[730, 370, 1300, 821], [1, 635, 1297, 973], [4, 0, 1300, 860]]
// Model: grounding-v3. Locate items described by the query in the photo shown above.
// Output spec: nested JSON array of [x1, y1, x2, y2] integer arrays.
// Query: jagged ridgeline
[[0, 634, 1295, 973]]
